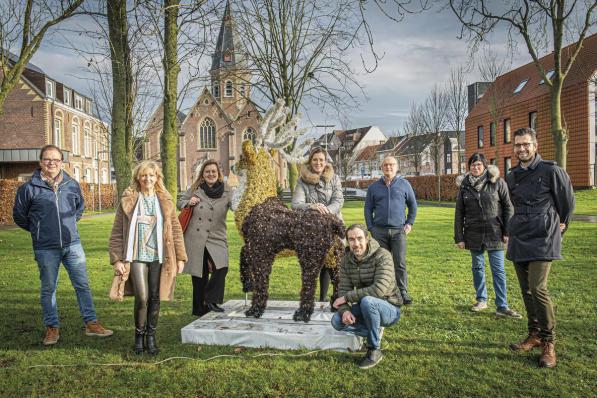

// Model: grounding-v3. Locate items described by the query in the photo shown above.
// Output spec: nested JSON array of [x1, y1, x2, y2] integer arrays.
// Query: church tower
[[210, 1, 251, 112]]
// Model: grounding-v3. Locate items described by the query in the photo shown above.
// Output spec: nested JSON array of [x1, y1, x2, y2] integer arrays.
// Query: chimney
[[467, 82, 491, 112]]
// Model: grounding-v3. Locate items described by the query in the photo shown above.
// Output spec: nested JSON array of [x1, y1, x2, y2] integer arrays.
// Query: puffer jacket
[[454, 165, 513, 251], [337, 238, 402, 315], [292, 163, 344, 219], [13, 169, 84, 250]]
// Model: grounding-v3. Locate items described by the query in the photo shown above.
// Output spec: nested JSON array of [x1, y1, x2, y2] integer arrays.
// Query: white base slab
[[181, 300, 362, 351]]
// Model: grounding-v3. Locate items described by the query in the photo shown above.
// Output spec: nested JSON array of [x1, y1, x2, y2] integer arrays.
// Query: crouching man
[[331, 224, 402, 369]]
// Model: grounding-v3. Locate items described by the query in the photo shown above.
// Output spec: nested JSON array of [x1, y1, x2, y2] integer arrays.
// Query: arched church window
[[198, 118, 216, 149], [225, 80, 233, 97], [242, 127, 256, 145]]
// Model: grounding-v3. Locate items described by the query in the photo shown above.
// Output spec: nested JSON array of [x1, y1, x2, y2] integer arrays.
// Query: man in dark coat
[[506, 128, 575, 369]]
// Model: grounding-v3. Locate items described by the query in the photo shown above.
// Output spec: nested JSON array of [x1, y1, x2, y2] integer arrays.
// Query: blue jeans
[[470, 249, 508, 309], [34, 243, 97, 327], [331, 296, 400, 349]]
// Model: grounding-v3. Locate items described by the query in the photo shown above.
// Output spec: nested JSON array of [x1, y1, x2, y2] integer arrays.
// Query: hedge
[[343, 174, 460, 201]]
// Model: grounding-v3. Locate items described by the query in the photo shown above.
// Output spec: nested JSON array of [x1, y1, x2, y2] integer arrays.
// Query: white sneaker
[[471, 301, 488, 312]]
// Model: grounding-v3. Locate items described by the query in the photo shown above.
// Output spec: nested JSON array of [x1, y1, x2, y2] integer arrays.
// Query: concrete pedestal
[[181, 300, 362, 351]]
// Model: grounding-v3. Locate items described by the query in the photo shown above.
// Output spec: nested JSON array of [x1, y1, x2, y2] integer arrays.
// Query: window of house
[[503, 118, 511, 144], [64, 88, 71, 106], [213, 82, 220, 98], [539, 70, 555, 85], [84, 123, 91, 157], [84, 168, 91, 183], [73, 166, 80, 182], [243, 127, 256, 145], [94, 169, 99, 184], [224, 80, 233, 97], [513, 79, 528, 94], [85, 99, 92, 114], [529, 111, 537, 130], [490, 122, 496, 146], [74, 95, 83, 110], [477, 126, 484, 148], [446, 153, 452, 163], [46, 80, 54, 98], [71, 117, 80, 155], [54, 114, 62, 147], [198, 118, 216, 149], [504, 157, 512, 174], [239, 84, 246, 97], [101, 168, 108, 184], [490, 158, 497, 165]]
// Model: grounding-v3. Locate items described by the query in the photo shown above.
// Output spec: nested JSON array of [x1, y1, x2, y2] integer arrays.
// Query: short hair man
[[13, 145, 113, 345], [506, 129, 575, 368], [364, 155, 417, 304], [331, 224, 402, 369]]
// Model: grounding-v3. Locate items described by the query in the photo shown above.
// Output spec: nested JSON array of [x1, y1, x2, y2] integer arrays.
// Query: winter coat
[[364, 176, 417, 229], [337, 238, 402, 315], [454, 165, 513, 251], [506, 154, 575, 262], [109, 188, 187, 301], [292, 163, 344, 220], [177, 185, 232, 278], [13, 169, 84, 250]]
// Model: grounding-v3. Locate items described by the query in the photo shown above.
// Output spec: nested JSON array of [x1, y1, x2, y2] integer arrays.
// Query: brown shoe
[[85, 320, 114, 337], [509, 332, 541, 351], [539, 340, 557, 368], [42, 326, 60, 346]]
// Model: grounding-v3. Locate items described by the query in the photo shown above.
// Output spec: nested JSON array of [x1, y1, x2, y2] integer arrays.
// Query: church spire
[[211, 0, 246, 72]]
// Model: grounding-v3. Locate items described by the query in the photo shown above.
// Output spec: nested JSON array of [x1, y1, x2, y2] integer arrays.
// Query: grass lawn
[[0, 201, 596, 397]]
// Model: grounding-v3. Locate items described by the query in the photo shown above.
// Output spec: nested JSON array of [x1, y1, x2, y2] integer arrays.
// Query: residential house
[[466, 32, 597, 187], [0, 55, 109, 183], [333, 126, 387, 180]]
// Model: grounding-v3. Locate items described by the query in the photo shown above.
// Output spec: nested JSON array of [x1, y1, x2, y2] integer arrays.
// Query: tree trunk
[[550, 81, 567, 169], [161, 0, 181, 200], [288, 162, 298, 192], [107, 0, 134, 199]]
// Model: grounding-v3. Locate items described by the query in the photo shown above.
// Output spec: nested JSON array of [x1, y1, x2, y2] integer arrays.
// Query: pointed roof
[[211, 1, 247, 71]]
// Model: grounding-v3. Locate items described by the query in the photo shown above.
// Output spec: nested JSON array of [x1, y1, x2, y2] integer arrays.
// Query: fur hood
[[299, 163, 335, 185], [455, 164, 500, 187]]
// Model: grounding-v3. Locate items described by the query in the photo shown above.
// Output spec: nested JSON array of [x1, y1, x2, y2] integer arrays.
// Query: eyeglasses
[[514, 142, 534, 149], [41, 158, 62, 164]]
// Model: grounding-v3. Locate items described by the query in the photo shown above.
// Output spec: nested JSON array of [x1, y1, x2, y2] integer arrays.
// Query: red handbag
[[178, 206, 193, 233]]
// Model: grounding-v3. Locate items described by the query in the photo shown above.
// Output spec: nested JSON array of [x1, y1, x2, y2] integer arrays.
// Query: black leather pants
[[131, 261, 161, 335]]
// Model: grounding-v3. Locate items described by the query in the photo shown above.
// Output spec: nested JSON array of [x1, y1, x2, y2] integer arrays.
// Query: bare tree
[[450, 0, 597, 170], [402, 102, 427, 176], [445, 65, 468, 174], [0, 0, 84, 115]]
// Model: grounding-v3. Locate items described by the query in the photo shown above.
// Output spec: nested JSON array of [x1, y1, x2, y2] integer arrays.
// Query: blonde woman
[[109, 161, 187, 355], [178, 160, 232, 316]]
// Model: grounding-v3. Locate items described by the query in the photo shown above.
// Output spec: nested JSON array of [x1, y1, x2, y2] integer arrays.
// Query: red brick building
[[0, 59, 109, 183], [143, 2, 288, 190], [466, 33, 597, 187]]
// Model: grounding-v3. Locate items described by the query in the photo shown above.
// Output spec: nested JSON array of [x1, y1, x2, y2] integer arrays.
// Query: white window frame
[[74, 94, 83, 110], [46, 80, 54, 98], [84, 123, 91, 157], [71, 118, 80, 155], [63, 88, 71, 106], [73, 166, 80, 182], [84, 168, 92, 183], [85, 99, 92, 114], [513, 79, 528, 94], [54, 115, 62, 147]]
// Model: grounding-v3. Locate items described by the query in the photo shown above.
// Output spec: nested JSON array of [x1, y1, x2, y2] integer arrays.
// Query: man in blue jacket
[[13, 145, 112, 345], [365, 155, 417, 304]]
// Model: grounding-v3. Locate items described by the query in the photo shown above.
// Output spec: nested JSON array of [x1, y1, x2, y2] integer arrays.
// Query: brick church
[[143, 1, 288, 190]]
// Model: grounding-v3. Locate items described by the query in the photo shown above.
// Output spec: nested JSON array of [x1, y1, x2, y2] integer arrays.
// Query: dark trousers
[[371, 226, 408, 292], [130, 261, 161, 334], [513, 261, 556, 341], [191, 250, 228, 316]]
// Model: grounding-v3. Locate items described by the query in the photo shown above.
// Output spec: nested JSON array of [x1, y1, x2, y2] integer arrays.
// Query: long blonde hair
[[130, 160, 167, 193], [190, 159, 224, 192]]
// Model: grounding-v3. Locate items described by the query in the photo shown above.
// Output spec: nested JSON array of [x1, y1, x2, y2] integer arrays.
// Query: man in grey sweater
[[331, 224, 402, 369]]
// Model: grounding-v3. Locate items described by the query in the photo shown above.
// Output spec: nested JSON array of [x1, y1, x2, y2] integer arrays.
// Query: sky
[[26, 1, 568, 140]]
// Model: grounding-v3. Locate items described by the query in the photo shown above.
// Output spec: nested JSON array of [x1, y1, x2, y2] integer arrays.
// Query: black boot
[[134, 329, 144, 355], [145, 296, 160, 356], [145, 332, 159, 356]]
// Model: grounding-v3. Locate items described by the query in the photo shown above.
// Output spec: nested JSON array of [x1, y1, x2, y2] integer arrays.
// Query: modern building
[[466, 32, 597, 187], [0, 56, 109, 182]]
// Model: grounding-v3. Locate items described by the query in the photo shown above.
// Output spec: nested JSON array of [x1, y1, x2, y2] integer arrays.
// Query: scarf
[[467, 170, 488, 192], [200, 181, 224, 199], [40, 170, 63, 192]]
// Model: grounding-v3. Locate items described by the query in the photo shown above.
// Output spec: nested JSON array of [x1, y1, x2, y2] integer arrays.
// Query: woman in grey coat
[[178, 160, 232, 316], [292, 147, 344, 301]]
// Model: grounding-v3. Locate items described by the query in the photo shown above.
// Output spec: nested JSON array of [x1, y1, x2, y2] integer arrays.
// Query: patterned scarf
[[467, 170, 488, 192], [40, 170, 63, 192]]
